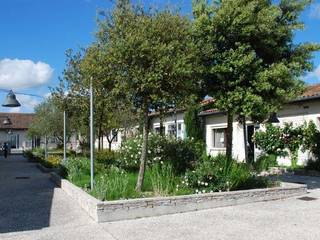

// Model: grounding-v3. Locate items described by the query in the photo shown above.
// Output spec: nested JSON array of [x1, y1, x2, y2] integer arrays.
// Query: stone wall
[[50, 173, 307, 223]]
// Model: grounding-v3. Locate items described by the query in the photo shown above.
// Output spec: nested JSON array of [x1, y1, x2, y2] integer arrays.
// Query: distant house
[[0, 113, 38, 153]]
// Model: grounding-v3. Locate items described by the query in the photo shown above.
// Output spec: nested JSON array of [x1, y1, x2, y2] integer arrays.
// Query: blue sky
[[0, 0, 319, 113]]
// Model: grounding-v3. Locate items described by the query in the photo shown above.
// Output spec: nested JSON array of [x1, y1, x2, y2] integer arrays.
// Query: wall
[[0, 129, 31, 152], [275, 100, 320, 166], [204, 99, 320, 165]]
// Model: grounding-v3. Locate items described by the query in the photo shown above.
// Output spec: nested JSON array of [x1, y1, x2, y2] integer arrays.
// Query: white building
[[0, 113, 38, 153], [142, 84, 320, 166]]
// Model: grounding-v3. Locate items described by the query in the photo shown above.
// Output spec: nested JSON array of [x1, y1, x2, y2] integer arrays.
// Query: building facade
[[0, 113, 37, 153]]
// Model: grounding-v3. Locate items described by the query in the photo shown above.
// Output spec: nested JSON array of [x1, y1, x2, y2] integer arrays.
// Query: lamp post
[[90, 77, 94, 190]]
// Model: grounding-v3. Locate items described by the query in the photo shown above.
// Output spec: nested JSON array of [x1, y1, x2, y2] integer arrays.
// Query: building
[[112, 84, 320, 166], [0, 113, 37, 153]]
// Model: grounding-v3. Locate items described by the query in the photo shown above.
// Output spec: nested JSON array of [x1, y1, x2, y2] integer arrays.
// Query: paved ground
[[1, 155, 320, 240]]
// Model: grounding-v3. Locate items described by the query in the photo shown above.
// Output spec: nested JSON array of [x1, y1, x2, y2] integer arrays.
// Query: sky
[[0, 0, 319, 113]]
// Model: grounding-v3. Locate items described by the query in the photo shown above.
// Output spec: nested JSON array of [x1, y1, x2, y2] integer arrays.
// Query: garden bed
[[50, 172, 307, 223]]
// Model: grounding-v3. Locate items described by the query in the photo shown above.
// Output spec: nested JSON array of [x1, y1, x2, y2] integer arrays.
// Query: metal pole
[[63, 110, 67, 162], [44, 135, 48, 161], [90, 78, 94, 190]]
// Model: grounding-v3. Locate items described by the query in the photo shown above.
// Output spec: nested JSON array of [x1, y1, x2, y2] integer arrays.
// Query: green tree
[[193, 0, 320, 160], [184, 104, 203, 141], [27, 98, 65, 147], [101, 2, 198, 191]]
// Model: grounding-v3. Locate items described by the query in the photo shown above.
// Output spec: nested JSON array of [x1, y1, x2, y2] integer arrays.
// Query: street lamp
[[1, 116, 12, 126], [2, 90, 21, 107]]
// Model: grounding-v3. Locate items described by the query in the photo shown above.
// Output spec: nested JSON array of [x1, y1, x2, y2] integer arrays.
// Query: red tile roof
[[0, 113, 35, 130], [301, 84, 320, 99], [199, 84, 320, 116]]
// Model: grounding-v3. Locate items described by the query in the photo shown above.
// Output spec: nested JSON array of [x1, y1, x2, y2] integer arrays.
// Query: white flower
[[205, 182, 208, 186], [182, 181, 185, 184], [202, 190, 206, 193], [197, 180, 201, 185]]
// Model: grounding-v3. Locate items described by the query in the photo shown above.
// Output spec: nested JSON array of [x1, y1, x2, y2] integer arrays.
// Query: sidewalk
[[0, 155, 92, 234]]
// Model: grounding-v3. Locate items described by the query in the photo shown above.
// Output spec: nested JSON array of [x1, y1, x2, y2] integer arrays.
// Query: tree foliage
[[27, 98, 65, 147], [192, 0, 320, 158], [99, 2, 199, 191]]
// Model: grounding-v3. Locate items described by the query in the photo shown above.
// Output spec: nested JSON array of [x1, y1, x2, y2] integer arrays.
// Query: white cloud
[[0, 58, 53, 89], [309, 3, 320, 19], [304, 64, 320, 83]]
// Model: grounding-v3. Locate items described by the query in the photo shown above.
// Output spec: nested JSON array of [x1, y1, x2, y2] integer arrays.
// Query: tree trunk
[[242, 116, 248, 163], [159, 108, 164, 136], [226, 112, 233, 159], [108, 140, 112, 151], [136, 103, 149, 192]]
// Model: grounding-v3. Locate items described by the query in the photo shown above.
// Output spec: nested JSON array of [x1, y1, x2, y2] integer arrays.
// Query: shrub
[[179, 154, 270, 193], [253, 154, 278, 172], [253, 124, 287, 157], [254, 121, 320, 168], [90, 166, 130, 201], [149, 163, 176, 196], [119, 133, 205, 173], [63, 157, 90, 184], [95, 150, 118, 166], [46, 155, 61, 168]]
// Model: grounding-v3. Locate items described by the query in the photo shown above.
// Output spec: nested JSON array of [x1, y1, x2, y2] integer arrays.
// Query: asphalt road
[[1, 155, 320, 240]]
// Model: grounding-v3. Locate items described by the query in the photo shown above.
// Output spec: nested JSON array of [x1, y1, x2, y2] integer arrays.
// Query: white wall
[[275, 100, 320, 166], [204, 99, 320, 165], [0, 129, 33, 152]]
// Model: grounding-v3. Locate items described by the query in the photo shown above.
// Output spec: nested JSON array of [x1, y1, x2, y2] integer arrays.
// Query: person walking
[[2, 142, 8, 158]]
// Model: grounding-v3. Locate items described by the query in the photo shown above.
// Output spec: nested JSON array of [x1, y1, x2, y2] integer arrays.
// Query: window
[[154, 127, 160, 134], [177, 123, 185, 139], [213, 128, 226, 148], [167, 124, 176, 136]]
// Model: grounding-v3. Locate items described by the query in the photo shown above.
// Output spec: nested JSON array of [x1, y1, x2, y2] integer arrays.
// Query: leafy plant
[[91, 166, 130, 201], [149, 163, 176, 196], [119, 133, 205, 174], [180, 154, 270, 193], [95, 150, 118, 166], [253, 154, 278, 172]]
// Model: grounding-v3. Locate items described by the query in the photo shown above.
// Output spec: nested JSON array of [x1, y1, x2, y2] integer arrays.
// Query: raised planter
[[50, 172, 307, 223]]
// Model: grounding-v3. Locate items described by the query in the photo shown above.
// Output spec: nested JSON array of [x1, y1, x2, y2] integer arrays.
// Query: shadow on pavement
[[274, 174, 320, 190], [0, 154, 54, 233]]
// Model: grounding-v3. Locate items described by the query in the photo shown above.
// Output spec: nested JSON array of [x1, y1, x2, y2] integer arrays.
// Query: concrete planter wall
[[50, 172, 307, 223]]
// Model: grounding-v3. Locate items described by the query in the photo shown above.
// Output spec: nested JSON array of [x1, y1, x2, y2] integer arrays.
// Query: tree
[[192, 0, 320, 160], [184, 104, 203, 141], [101, 2, 198, 191], [27, 98, 65, 147]]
